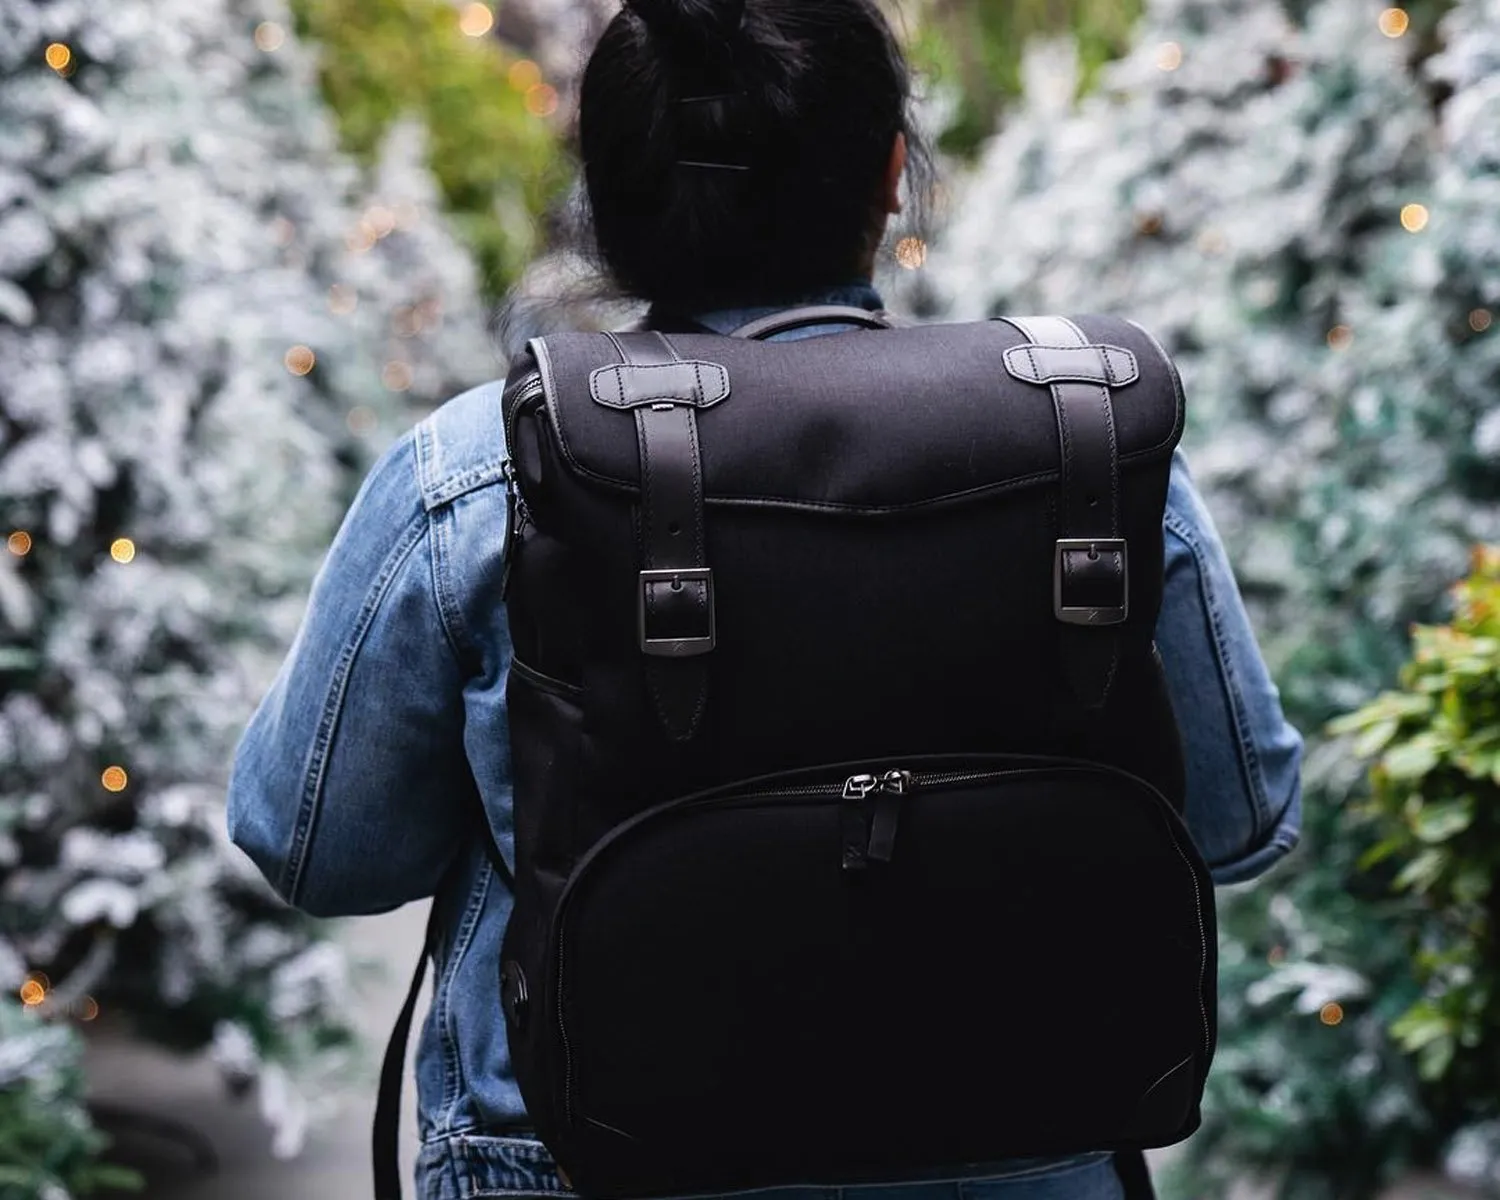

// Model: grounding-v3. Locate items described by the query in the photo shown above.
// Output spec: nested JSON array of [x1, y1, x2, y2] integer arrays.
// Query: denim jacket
[[228, 286, 1303, 1200]]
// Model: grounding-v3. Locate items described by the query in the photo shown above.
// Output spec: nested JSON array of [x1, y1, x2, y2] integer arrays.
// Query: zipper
[[551, 759, 1215, 1122], [500, 378, 544, 600]]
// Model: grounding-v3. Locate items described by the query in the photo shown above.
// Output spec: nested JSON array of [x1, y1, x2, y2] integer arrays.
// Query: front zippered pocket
[[545, 754, 1215, 1143]]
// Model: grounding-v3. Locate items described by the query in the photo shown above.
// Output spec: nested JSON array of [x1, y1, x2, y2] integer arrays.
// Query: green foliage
[[0, 1001, 140, 1200], [911, 0, 1145, 157], [1331, 548, 1500, 1123], [288, 0, 566, 296]]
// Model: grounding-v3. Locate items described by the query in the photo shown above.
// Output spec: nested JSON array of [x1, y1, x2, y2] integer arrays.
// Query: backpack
[[374, 308, 1216, 1200]]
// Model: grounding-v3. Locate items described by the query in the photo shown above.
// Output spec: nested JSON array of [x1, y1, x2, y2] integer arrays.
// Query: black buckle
[[1054, 539, 1129, 627], [639, 568, 716, 657]]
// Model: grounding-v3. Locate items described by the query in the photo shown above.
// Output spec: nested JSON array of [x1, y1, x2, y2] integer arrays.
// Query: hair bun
[[625, 0, 748, 56]]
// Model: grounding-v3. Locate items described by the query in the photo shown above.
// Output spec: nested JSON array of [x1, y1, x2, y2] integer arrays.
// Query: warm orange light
[[101, 766, 129, 793], [19, 980, 45, 1007], [1471, 308, 1493, 334], [459, 3, 494, 37], [1156, 42, 1184, 72], [1319, 1002, 1344, 1026], [525, 83, 560, 118], [45, 43, 72, 72], [110, 538, 136, 564], [346, 406, 378, 436], [895, 237, 928, 270], [1327, 325, 1354, 351], [382, 362, 414, 392], [1378, 8, 1410, 37], [7, 531, 32, 557], [508, 60, 542, 92], [1400, 203, 1430, 233], [78, 996, 100, 1021], [285, 345, 317, 376]]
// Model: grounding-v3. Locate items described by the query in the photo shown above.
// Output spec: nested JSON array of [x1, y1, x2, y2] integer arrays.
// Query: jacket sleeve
[[227, 431, 480, 918], [1155, 451, 1304, 886]]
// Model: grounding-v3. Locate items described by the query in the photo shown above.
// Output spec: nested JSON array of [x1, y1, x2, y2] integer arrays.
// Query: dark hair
[[576, 0, 929, 314]]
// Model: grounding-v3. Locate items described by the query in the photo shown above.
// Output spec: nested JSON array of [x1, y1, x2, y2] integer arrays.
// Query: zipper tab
[[842, 774, 880, 800], [867, 771, 912, 863], [840, 774, 877, 870], [499, 459, 531, 601]]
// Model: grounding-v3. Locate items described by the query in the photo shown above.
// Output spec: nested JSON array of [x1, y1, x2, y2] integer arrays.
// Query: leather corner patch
[[589, 361, 731, 410], [1003, 344, 1140, 388]]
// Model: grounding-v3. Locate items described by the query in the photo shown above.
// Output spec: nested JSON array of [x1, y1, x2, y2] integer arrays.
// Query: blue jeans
[[696, 1156, 1125, 1200]]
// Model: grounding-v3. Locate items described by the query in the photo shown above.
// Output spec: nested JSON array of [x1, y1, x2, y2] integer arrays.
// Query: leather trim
[[589, 361, 731, 410], [1003, 344, 1139, 387]]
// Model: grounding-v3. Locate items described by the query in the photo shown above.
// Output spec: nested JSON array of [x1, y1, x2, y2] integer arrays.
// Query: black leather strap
[[372, 914, 435, 1200], [607, 331, 714, 741], [1004, 316, 1125, 711], [731, 305, 898, 341]]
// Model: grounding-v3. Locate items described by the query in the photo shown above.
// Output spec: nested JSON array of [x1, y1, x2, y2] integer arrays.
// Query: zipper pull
[[840, 775, 879, 870], [499, 459, 529, 601], [867, 771, 911, 863]]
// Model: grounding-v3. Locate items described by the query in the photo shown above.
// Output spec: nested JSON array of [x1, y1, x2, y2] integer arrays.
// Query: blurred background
[[2, 0, 1500, 1197]]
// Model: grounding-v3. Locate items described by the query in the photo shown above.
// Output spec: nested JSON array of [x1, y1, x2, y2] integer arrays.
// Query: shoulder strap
[[1002, 315, 1128, 711], [730, 305, 899, 340], [373, 836, 518, 1200], [372, 913, 435, 1200]]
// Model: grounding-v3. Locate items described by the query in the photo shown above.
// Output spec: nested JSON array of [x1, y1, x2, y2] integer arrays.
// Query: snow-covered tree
[[919, 0, 1500, 1193], [0, 0, 496, 1168]]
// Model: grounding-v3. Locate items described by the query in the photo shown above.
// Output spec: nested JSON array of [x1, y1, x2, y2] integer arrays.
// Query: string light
[[285, 345, 317, 376], [328, 284, 358, 315], [1327, 325, 1354, 351], [101, 766, 129, 793], [45, 43, 72, 73], [1135, 212, 1165, 237], [110, 538, 136, 564], [1400, 203, 1430, 233], [525, 83, 560, 118], [254, 21, 286, 52], [365, 206, 396, 239], [1156, 42, 1184, 72], [1319, 1002, 1345, 1026], [7, 531, 32, 557], [895, 237, 928, 270], [1471, 308, 1493, 333], [459, 3, 494, 37], [19, 979, 45, 1007], [1378, 7, 1410, 38], [382, 361, 414, 392], [508, 60, 542, 92], [78, 997, 100, 1022]]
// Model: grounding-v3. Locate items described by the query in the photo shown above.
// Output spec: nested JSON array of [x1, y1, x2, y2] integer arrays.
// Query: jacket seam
[[429, 506, 482, 672], [437, 857, 494, 1127], [283, 514, 429, 904], [1163, 508, 1273, 847]]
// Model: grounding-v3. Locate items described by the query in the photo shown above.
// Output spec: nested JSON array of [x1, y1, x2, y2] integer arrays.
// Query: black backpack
[[375, 309, 1216, 1200]]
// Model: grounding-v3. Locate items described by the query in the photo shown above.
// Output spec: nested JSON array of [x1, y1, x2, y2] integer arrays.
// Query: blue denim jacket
[[228, 287, 1303, 1200]]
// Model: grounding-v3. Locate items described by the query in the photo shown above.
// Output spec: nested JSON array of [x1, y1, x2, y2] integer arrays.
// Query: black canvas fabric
[[489, 314, 1216, 1198]]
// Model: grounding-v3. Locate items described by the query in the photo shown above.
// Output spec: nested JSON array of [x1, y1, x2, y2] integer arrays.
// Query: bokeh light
[[1156, 42, 1184, 72], [285, 345, 317, 376], [1379, 8, 1411, 38], [101, 766, 129, 793], [7, 531, 32, 557], [254, 21, 286, 52], [1401, 203, 1430, 233], [459, 3, 494, 38]]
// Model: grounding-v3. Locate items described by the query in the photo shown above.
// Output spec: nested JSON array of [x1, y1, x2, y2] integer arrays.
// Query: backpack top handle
[[730, 305, 899, 340]]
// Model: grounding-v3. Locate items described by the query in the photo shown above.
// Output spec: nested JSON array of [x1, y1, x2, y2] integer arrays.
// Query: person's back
[[227, 2, 1304, 1198]]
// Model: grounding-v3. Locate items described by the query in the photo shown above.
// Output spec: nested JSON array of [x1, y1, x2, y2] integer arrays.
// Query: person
[[227, 1, 1305, 1197]]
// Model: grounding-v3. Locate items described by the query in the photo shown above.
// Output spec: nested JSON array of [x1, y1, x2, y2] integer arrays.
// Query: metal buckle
[[639, 568, 716, 657], [1054, 539, 1129, 627]]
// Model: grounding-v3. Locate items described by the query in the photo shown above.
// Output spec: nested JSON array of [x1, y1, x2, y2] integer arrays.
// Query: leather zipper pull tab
[[867, 771, 911, 863], [840, 774, 878, 871]]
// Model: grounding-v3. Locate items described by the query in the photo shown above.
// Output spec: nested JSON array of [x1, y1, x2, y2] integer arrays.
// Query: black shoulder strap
[[605, 330, 715, 742], [373, 836, 517, 1200], [730, 305, 899, 340], [1002, 315, 1127, 711]]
